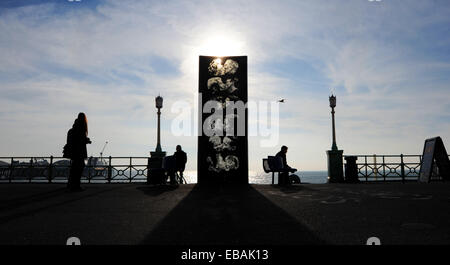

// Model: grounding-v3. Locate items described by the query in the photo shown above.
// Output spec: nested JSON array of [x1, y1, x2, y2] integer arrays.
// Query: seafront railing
[[344, 154, 448, 182], [0, 156, 149, 183], [1, 154, 448, 183]]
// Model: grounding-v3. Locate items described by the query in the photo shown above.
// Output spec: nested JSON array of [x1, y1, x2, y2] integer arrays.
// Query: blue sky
[[0, 0, 449, 175]]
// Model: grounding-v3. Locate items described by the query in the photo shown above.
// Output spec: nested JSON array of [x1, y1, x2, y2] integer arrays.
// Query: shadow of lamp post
[[147, 95, 167, 184], [326, 94, 344, 183]]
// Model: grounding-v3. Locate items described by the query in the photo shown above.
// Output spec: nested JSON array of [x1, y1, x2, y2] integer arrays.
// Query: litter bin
[[344, 156, 359, 183], [147, 157, 165, 184]]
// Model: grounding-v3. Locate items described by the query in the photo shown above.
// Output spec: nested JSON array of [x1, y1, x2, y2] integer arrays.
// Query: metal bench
[[263, 156, 285, 185], [263, 156, 301, 185]]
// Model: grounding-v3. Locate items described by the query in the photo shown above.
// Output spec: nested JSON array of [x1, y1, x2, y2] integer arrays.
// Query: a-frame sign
[[419, 136, 450, 183]]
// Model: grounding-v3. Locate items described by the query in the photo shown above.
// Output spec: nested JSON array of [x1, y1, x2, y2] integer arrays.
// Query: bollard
[[344, 156, 359, 183]]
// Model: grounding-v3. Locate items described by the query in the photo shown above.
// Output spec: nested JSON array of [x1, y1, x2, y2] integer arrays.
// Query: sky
[[0, 0, 449, 176]]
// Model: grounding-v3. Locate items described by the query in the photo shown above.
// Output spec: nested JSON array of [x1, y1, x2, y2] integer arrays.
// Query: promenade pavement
[[0, 182, 449, 245]]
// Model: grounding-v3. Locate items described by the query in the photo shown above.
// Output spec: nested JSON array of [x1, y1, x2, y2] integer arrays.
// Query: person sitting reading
[[275, 145, 297, 186]]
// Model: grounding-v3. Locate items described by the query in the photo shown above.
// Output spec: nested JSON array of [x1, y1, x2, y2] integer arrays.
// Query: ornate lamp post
[[148, 95, 166, 184], [326, 93, 344, 183], [155, 95, 163, 153], [329, 95, 338, 151]]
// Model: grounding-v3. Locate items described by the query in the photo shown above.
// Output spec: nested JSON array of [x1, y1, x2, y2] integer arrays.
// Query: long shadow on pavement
[[0, 187, 68, 211], [272, 184, 318, 194], [140, 184, 327, 245], [0, 186, 124, 225]]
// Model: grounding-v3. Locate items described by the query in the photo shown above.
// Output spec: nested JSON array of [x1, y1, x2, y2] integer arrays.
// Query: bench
[[162, 155, 186, 184], [263, 156, 300, 185]]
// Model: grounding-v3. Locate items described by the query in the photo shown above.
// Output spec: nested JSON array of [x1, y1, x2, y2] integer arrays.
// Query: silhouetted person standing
[[174, 145, 187, 183], [275, 145, 296, 186], [67, 113, 91, 192]]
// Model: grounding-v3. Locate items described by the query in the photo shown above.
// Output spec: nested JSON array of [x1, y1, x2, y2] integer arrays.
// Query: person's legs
[[72, 159, 84, 190], [78, 159, 85, 187], [173, 170, 179, 184], [279, 172, 288, 186], [67, 159, 75, 189], [176, 167, 184, 184], [179, 170, 184, 184], [285, 173, 292, 186]]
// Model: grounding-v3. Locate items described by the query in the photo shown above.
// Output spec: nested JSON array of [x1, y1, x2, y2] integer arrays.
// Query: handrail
[[343, 154, 449, 182], [0, 156, 152, 183]]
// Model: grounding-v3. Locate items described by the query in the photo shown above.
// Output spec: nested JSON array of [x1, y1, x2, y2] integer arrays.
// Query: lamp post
[[155, 95, 163, 153], [326, 93, 344, 183], [329, 94, 338, 151], [148, 95, 166, 184]]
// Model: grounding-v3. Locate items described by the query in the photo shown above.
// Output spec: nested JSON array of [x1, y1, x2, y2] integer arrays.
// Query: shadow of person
[[140, 184, 327, 245]]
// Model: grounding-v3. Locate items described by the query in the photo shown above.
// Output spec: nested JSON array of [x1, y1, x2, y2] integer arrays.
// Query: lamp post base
[[150, 151, 166, 158], [147, 151, 166, 184], [327, 149, 344, 183]]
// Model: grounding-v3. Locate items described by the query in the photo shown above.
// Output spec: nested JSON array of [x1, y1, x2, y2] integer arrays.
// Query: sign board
[[419, 137, 450, 182], [198, 56, 248, 185]]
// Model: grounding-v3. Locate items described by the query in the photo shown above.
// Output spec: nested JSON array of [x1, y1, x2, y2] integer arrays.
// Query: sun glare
[[198, 34, 245, 56], [212, 58, 223, 69]]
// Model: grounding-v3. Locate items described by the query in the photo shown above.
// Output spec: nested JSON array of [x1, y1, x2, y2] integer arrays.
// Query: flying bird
[[278, 99, 285, 103]]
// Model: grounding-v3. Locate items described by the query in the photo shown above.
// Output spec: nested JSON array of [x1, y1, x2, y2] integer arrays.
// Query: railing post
[[373, 154, 377, 181], [400, 154, 405, 183], [364, 155, 368, 181], [108, 156, 112, 183], [419, 155, 422, 181], [129, 157, 132, 183], [87, 158, 91, 184], [9, 157, 14, 183], [382, 155, 386, 182], [29, 158, 33, 183], [49, 156, 53, 183]]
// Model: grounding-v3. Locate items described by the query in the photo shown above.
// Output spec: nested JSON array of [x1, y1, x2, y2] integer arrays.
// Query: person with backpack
[[64, 113, 91, 192]]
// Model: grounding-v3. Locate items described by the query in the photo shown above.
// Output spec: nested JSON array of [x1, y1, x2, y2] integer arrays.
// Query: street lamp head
[[155, 95, 163, 109], [329, 94, 336, 108]]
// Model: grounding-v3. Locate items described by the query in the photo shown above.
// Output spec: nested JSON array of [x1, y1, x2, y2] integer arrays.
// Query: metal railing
[[0, 156, 150, 183], [1, 154, 447, 184], [343, 154, 448, 182]]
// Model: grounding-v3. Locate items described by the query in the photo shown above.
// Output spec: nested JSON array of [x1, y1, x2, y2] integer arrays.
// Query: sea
[[0, 158, 328, 184], [181, 171, 328, 184], [250, 171, 328, 184]]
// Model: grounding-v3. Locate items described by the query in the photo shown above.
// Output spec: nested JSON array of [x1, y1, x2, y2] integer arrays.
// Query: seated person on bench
[[275, 145, 297, 185], [174, 145, 187, 182]]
